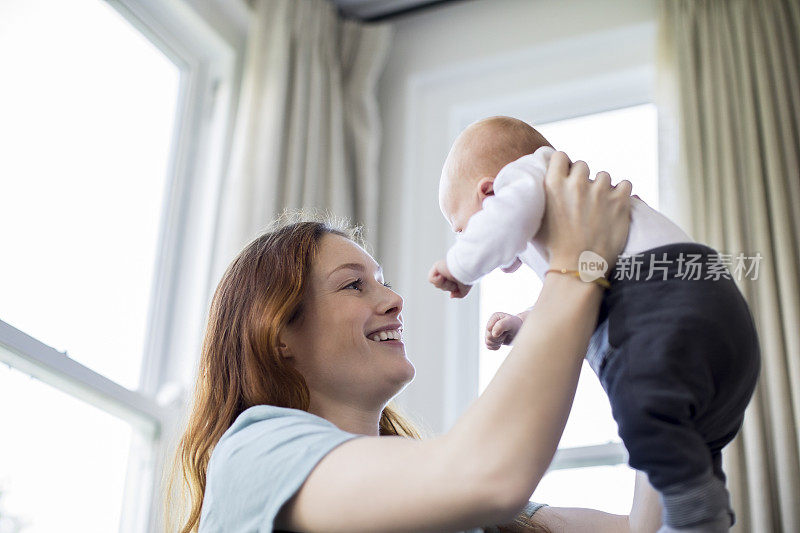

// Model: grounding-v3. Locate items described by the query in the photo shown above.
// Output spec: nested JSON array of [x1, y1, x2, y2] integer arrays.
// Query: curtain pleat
[[658, 1, 800, 530], [211, 0, 391, 281]]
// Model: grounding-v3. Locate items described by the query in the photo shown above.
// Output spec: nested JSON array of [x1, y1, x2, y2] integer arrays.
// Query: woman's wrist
[[482, 502, 548, 532], [548, 252, 582, 272], [543, 266, 605, 299]]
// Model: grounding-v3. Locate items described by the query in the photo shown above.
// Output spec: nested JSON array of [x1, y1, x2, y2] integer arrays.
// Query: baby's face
[[439, 176, 484, 234]]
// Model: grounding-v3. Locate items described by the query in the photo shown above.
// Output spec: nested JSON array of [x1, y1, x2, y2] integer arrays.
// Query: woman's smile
[[367, 332, 405, 354], [366, 324, 403, 342]]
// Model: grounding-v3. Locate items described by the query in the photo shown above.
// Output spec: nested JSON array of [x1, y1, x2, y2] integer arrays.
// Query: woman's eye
[[342, 279, 391, 291], [344, 279, 363, 290]]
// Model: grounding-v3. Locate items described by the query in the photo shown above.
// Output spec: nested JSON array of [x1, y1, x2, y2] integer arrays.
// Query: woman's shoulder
[[201, 405, 362, 532], [210, 404, 356, 471], [221, 404, 338, 439]]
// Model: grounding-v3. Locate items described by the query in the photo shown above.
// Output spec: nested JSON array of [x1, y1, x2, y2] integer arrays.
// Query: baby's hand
[[485, 312, 524, 350], [428, 260, 472, 298]]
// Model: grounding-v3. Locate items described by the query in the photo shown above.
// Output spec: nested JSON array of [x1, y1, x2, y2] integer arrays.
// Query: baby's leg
[[656, 512, 731, 533], [599, 330, 737, 532], [655, 453, 732, 533], [598, 243, 760, 531]]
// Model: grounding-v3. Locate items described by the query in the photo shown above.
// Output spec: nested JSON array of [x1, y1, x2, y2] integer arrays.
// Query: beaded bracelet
[[544, 267, 611, 289]]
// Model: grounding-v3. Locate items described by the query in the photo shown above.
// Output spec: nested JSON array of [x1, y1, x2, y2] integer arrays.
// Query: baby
[[429, 116, 760, 533]]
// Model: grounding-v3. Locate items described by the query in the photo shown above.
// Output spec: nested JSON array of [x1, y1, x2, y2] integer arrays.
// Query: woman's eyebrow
[[327, 262, 383, 279]]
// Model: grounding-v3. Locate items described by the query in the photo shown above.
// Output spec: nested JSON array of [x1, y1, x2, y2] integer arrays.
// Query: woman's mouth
[[367, 328, 402, 343]]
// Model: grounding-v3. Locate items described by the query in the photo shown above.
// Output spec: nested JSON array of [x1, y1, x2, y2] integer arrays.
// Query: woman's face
[[282, 233, 415, 409]]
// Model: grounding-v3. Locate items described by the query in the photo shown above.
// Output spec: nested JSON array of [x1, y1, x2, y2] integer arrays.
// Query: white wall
[[377, 0, 658, 435]]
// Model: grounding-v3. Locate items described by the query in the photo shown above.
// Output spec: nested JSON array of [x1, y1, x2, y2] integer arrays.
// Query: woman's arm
[[493, 470, 663, 533], [278, 276, 606, 533], [277, 154, 632, 532], [520, 506, 629, 533], [629, 471, 663, 532], [444, 272, 604, 505]]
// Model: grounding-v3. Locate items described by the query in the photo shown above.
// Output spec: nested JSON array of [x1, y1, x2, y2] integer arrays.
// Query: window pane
[[537, 104, 659, 208], [559, 363, 620, 447], [0, 364, 133, 532], [0, 0, 180, 389], [531, 463, 636, 515]]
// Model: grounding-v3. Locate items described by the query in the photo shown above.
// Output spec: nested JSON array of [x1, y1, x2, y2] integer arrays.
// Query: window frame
[[0, 0, 247, 530]]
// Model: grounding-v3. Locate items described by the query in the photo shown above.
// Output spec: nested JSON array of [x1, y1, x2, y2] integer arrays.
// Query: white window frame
[[0, 0, 248, 530]]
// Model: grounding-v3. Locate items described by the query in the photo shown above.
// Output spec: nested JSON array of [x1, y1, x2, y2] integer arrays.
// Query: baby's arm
[[446, 149, 553, 285]]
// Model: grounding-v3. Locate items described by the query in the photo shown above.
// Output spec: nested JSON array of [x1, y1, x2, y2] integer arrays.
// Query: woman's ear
[[277, 339, 294, 360], [478, 177, 495, 198]]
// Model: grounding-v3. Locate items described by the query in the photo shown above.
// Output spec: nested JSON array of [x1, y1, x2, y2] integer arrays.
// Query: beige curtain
[[210, 0, 391, 281], [657, 0, 800, 531]]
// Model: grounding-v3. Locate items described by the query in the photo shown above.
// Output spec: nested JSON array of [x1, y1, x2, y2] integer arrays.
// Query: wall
[[377, 0, 658, 434]]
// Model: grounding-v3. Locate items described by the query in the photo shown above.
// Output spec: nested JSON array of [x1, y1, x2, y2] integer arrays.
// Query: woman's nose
[[378, 285, 403, 316]]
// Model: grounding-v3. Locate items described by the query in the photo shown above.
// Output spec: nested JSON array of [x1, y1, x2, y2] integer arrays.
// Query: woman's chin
[[392, 359, 416, 389], [401, 359, 416, 382]]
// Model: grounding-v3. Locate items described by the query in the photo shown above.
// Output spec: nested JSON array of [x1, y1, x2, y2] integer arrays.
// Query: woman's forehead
[[316, 233, 380, 275]]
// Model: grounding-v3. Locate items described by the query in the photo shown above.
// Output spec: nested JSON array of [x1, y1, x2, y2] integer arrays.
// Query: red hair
[[165, 218, 420, 533]]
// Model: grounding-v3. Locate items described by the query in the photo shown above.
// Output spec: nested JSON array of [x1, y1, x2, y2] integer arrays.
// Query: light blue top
[[199, 405, 362, 532], [198, 404, 490, 533]]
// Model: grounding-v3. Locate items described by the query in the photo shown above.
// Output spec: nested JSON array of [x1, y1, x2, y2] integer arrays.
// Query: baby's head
[[439, 116, 551, 232]]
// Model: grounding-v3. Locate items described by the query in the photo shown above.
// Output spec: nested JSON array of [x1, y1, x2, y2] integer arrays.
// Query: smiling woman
[[168, 217, 421, 533], [278, 230, 417, 426], [168, 147, 652, 533]]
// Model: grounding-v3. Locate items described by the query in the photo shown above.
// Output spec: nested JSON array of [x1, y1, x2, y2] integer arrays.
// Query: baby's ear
[[478, 177, 495, 197]]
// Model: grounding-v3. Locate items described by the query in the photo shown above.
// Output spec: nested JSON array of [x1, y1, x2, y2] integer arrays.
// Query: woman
[[168, 152, 661, 532]]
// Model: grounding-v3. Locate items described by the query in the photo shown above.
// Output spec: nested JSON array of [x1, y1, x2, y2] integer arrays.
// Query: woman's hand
[[537, 152, 632, 272], [496, 471, 663, 533]]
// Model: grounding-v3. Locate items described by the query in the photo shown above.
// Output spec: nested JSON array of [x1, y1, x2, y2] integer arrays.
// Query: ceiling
[[329, 0, 463, 21]]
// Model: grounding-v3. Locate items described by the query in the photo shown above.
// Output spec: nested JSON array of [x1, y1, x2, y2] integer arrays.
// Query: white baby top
[[445, 146, 693, 285]]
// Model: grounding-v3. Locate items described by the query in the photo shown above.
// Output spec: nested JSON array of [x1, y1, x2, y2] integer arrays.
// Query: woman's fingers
[[544, 151, 572, 186], [614, 179, 633, 195], [540, 150, 633, 270], [594, 171, 611, 188], [569, 160, 590, 181]]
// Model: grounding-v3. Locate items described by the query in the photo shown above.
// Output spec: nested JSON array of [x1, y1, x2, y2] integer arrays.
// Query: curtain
[[210, 0, 391, 280], [657, 0, 800, 531]]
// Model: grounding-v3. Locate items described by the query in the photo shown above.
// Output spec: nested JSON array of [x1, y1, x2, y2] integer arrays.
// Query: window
[[478, 104, 658, 513], [0, 365, 133, 532], [0, 0, 239, 530], [0, 0, 180, 391]]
